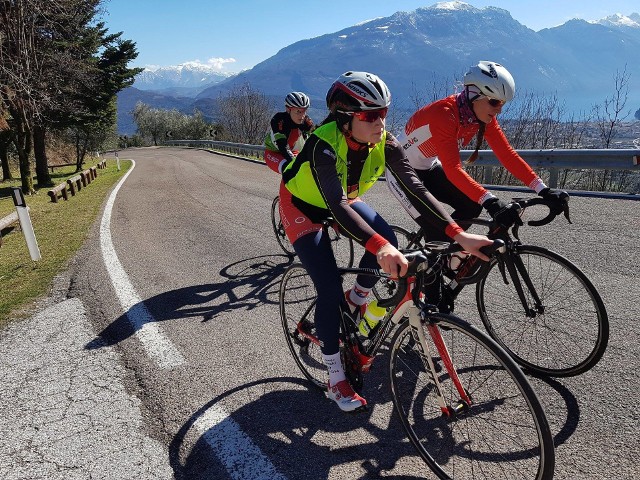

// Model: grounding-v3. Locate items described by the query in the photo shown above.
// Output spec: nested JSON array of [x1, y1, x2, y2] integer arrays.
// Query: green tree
[[0, 0, 140, 191]]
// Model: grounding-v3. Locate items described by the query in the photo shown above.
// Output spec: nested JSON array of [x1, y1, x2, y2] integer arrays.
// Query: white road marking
[[99, 159, 185, 369], [193, 405, 288, 480], [99, 158, 286, 479]]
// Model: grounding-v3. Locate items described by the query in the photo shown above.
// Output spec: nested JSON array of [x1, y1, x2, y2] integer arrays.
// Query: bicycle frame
[[410, 198, 567, 317], [443, 222, 546, 319], [337, 264, 474, 416]]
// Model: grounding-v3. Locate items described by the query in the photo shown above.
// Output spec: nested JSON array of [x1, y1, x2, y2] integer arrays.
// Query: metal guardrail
[[464, 148, 640, 187], [165, 140, 640, 194]]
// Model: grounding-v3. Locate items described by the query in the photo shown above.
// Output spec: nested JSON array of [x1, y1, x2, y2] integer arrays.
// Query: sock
[[347, 282, 371, 308], [323, 352, 346, 386]]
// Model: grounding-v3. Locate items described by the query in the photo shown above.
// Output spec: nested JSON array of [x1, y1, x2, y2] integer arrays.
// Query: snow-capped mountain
[[118, 2, 640, 133], [133, 63, 233, 95], [596, 13, 640, 29], [197, 2, 639, 111]]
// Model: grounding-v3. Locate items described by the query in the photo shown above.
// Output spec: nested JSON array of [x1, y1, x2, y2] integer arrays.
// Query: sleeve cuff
[[445, 223, 464, 239], [365, 234, 390, 256]]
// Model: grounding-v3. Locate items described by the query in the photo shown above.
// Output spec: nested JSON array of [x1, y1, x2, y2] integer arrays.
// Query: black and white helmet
[[326, 71, 391, 113], [463, 61, 515, 103], [285, 92, 310, 109]]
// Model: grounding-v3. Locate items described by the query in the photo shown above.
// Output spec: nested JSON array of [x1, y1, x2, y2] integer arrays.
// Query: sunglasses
[[488, 98, 505, 107], [340, 107, 388, 123]]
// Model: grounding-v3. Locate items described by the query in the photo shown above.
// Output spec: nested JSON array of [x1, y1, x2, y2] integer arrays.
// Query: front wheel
[[389, 314, 555, 479], [476, 245, 609, 377], [271, 196, 296, 256]]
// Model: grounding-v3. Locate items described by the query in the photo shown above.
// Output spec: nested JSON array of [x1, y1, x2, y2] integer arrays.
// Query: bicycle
[[280, 239, 555, 479], [375, 196, 608, 378], [270, 195, 355, 267]]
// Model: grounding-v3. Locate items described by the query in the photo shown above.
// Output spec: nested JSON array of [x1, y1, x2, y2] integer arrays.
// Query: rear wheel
[[328, 227, 354, 268], [389, 314, 555, 479], [279, 264, 326, 390]]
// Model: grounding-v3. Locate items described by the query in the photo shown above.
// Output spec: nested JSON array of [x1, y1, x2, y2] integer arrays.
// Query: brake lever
[[563, 199, 573, 224]]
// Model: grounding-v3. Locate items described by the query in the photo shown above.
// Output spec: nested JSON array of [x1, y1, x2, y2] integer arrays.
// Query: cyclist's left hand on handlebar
[[538, 187, 569, 215], [453, 232, 493, 262], [376, 243, 408, 278]]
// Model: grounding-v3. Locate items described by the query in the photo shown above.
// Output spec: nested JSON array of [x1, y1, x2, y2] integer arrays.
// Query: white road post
[[11, 187, 41, 261], [115, 151, 121, 171]]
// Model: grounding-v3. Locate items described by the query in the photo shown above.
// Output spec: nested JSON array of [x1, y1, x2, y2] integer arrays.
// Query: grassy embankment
[[0, 158, 131, 329]]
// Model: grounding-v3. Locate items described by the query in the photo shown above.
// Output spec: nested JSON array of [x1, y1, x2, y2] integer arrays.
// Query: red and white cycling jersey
[[397, 95, 545, 204]]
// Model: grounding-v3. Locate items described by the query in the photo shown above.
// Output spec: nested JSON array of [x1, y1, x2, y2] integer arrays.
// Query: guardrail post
[[548, 168, 559, 188], [482, 166, 493, 184], [11, 187, 41, 261]]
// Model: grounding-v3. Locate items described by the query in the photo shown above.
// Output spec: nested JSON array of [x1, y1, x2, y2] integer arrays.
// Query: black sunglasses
[[488, 98, 505, 107]]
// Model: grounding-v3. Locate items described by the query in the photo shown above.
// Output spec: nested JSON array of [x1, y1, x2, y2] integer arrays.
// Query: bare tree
[[592, 66, 631, 149], [215, 83, 275, 145]]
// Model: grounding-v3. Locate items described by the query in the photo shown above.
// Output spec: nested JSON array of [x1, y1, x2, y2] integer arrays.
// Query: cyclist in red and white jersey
[[264, 92, 314, 173], [387, 61, 568, 240]]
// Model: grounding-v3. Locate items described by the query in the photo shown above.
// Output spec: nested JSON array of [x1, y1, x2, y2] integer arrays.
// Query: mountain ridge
[[117, 2, 640, 134]]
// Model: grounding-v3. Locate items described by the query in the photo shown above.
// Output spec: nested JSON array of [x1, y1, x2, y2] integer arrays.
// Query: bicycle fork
[[498, 250, 545, 317], [407, 307, 472, 417]]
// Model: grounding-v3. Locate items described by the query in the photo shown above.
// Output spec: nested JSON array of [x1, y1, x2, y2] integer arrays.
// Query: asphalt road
[[1, 146, 638, 479]]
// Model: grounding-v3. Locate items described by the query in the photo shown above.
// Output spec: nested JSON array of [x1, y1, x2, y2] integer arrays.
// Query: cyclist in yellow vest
[[264, 92, 314, 173], [280, 72, 493, 413]]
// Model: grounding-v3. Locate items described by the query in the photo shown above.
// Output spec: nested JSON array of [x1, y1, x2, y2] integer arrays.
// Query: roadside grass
[[0, 159, 131, 329]]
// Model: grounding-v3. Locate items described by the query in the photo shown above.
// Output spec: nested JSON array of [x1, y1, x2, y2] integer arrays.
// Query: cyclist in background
[[388, 61, 569, 245], [264, 92, 314, 174], [280, 71, 493, 413]]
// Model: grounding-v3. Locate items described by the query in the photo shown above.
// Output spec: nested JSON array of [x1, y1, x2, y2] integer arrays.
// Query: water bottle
[[358, 299, 387, 337]]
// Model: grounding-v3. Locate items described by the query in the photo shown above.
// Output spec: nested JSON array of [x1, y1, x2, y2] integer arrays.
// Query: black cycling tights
[[293, 201, 397, 355], [416, 164, 483, 242]]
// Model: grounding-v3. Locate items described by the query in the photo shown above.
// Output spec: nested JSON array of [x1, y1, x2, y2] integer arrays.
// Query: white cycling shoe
[[327, 380, 367, 413]]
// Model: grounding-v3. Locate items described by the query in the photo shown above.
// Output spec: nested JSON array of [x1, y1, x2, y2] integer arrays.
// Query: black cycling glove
[[538, 188, 569, 214], [483, 197, 523, 228]]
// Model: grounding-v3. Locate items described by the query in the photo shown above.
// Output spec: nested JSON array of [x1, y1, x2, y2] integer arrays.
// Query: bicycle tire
[[372, 225, 417, 301], [328, 228, 355, 268], [476, 245, 609, 377], [389, 313, 555, 479], [271, 196, 296, 256], [279, 263, 327, 391]]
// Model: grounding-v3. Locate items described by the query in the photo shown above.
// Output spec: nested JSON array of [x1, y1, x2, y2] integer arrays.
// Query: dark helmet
[[285, 91, 310, 109], [326, 71, 391, 114]]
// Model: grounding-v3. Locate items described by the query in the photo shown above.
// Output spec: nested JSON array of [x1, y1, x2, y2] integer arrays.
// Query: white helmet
[[285, 92, 310, 109], [326, 71, 391, 112], [463, 61, 515, 103]]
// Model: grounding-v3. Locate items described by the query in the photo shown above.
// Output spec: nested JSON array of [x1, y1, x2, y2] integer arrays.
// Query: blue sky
[[102, 0, 640, 72]]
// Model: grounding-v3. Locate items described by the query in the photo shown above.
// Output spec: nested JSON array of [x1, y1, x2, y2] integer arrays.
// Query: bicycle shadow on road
[[168, 376, 426, 480], [85, 254, 293, 349], [168, 367, 583, 479], [527, 375, 581, 448]]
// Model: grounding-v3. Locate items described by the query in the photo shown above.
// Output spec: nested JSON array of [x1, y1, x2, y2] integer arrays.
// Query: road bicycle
[[280, 238, 555, 479], [270, 195, 355, 267], [374, 196, 608, 378]]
